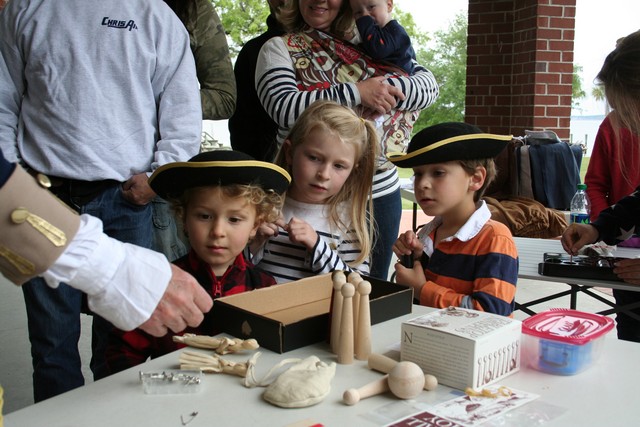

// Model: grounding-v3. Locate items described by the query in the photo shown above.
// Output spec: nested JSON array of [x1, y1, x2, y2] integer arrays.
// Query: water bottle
[[569, 183, 590, 224]]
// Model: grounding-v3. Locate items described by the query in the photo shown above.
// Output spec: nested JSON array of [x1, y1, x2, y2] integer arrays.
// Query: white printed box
[[400, 307, 521, 390]]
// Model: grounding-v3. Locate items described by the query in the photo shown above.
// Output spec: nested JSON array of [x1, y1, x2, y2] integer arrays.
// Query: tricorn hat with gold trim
[[387, 122, 512, 168], [149, 150, 291, 198]]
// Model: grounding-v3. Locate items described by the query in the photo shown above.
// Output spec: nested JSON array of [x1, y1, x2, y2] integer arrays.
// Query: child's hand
[[393, 230, 424, 259], [257, 217, 286, 239], [394, 261, 427, 298], [284, 216, 318, 250], [249, 218, 286, 255]]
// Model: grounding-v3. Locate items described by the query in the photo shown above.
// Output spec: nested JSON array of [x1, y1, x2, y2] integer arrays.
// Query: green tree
[[572, 64, 587, 109], [592, 85, 605, 102], [393, 9, 429, 49], [213, 1, 467, 133], [411, 12, 468, 133], [213, 0, 270, 56]]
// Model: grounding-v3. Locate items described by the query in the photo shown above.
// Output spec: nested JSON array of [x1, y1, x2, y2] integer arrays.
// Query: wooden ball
[[347, 271, 363, 285], [332, 270, 346, 284], [341, 282, 355, 298], [424, 374, 438, 391], [343, 388, 360, 405], [357, 280, 372, 295], [388, 361, 425, 399]]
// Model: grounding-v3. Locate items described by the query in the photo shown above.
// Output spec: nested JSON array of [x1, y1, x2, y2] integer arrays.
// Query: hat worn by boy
[[387, 122, 512, 168], [149, 150, 291, 198]]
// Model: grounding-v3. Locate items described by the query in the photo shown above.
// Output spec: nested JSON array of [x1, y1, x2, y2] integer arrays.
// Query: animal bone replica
[[173, 334, 259, 354], [173, 334, 260, 377], [178, 351, 256, 377]]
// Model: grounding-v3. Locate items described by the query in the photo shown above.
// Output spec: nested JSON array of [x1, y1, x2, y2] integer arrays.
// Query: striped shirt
[[416, 202, 518, 316], [252, 198, 370, 283], [255, 35, 438, 199]]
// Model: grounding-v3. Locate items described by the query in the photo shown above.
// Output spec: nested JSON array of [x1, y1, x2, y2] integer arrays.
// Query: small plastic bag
[[139, 369, 202, 395]]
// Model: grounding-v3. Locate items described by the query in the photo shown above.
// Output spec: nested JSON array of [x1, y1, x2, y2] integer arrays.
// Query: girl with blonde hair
[[251, 100, 379, 282]]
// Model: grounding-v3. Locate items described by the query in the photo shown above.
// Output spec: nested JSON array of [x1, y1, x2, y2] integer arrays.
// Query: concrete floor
[[0, 274, 94, 415], [0, 222, 621, 416]]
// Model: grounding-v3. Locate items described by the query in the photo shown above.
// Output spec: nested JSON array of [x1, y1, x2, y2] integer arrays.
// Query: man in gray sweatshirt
[[0, 0, 202, 401]]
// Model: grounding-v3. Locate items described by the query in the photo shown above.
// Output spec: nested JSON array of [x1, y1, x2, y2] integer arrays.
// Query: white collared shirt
[[418, 200, 492, 257]]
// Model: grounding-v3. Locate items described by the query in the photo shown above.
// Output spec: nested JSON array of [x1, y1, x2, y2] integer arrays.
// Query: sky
[[395, 0, 640, 116]]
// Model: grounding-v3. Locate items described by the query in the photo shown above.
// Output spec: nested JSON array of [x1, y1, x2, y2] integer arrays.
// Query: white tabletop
[[5, 305, 640, 427], [514, 237, 640, 292]]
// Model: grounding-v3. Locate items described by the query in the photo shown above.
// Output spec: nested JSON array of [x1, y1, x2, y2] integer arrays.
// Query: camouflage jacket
[[180, 0, 236, 120]]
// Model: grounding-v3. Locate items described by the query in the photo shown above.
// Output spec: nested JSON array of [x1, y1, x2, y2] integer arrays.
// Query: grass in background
[[398, 168, 414, 210], [398, 157, 590, 211], [580, 157, 589, 183]]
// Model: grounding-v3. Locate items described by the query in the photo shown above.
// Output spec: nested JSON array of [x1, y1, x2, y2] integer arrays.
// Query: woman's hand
[[356, 77, 405, 116], [613, 258, 640, 285], [561, 223, 599, 255], [284, 216, 319, 250]]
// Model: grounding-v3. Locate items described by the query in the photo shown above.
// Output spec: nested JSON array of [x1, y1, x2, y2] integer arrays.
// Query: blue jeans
[[151, 196, 188, 262], [22, 184, 152, 401], [369, 189, 402, 281]]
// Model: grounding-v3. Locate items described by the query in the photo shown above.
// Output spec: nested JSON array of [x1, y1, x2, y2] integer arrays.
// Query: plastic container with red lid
[[521, 308, 615, 375]]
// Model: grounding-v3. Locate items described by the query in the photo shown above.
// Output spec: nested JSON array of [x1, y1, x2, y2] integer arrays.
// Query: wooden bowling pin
[[368, 353, 438, 391], [347, 271, 363, 333], [337, 282, 355, 364], [330, 270, 346, 354], [354, 280, 372, 360]]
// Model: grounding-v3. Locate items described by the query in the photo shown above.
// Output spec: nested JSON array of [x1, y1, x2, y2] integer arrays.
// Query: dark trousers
[[613, 288, 640, 343], [22, 183, 152, 401]]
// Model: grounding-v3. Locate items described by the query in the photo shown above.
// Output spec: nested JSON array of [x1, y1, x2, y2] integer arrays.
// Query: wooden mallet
[[343, 361, 425, 405], [368, 353, 438, 391]]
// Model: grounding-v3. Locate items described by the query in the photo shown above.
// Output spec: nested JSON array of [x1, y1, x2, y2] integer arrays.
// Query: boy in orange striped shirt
[[388, 123, 518, 316]]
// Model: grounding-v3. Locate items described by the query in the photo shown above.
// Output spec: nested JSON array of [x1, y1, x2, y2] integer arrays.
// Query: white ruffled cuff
[[42, 215, 171, 330]]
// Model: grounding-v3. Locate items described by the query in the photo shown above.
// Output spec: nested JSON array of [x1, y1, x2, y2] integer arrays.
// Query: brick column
[[465, 0, 576, 140]]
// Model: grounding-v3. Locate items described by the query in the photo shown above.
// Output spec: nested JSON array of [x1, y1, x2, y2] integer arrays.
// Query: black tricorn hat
[[387, 122, 512, 168], [149, 150, 291, 199]]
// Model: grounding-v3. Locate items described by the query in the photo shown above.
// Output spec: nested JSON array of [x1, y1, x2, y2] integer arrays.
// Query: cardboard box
[[400, 307, 521, 390], [212, 273, 413, 353]]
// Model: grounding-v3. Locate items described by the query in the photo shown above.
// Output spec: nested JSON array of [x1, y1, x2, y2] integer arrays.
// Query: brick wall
[[465, 0, 576, 139]]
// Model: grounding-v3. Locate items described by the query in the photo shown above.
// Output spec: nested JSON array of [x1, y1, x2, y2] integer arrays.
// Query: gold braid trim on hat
[[387, 133, 513, 162]]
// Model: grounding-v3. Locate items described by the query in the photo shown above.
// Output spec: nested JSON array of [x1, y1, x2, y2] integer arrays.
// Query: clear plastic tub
[[521, 308, 614, 375]]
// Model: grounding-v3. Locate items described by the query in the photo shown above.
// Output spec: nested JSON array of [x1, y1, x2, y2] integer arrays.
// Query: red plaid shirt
[[105, 250, 275, 374]]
